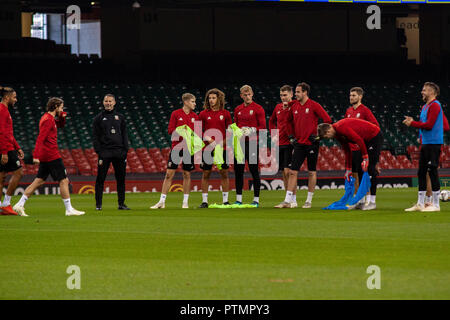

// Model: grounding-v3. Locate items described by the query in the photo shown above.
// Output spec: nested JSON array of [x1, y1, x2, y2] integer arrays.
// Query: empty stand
[[9, 82, 450, 174]]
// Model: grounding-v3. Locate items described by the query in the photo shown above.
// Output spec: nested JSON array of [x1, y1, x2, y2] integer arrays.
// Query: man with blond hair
[[233, 85, 266, 207], [151, 93, 199, 209]]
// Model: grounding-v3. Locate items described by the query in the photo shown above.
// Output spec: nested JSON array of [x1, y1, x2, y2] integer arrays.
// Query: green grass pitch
[[0, 188, 449, 300]]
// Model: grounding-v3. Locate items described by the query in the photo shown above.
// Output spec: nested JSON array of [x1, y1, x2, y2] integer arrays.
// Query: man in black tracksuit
[[93, 94, 130, 210]]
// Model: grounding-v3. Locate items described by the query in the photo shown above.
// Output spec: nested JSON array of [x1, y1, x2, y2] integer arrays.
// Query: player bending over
[[317, 118, 381, 210], [13, 98, 85, 216], [344, 87, 380, 209]]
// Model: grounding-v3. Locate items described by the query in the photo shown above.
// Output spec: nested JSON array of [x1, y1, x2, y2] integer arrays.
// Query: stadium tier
[[10, 82, 449, 175]]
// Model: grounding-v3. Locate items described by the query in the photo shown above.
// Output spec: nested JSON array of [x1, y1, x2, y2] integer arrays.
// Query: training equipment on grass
[[346, 172, 371, 206], [322, 172, 371, 210], [323, 176, 355, 210], [209, 203, 258, 209]]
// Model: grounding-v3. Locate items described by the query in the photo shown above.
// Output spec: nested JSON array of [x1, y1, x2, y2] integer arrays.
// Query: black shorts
[[279, 145, 293, 171], [351, 150, 363, 173], [0, 150, 22, 173], [200, 149, 229, 171], [366, 133, 381, 168], [419, 144, 441, 168], [290, 143, 319, 171], [37, 158, 67, 181], [167, 148, 195, 171]]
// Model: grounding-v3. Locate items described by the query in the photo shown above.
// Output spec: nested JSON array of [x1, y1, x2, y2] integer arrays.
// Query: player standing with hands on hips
[[93, 94, 130, 211], [13, 98, 85, 216]]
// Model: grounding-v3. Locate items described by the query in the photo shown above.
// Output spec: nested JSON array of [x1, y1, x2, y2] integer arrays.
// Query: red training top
[[33, 112, 66, 162], [344, 104, 379, 151], [333, 118, 380, 169], [269, 103, 295, 146], [0, 102, 20, 155], [168, 108, 200, 149], [199, 109, 232, 146], [234, 101, 266, 129], [287, 98, 331, 145], [234, 101, 266, 142]]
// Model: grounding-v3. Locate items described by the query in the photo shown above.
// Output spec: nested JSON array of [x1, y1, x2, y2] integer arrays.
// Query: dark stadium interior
[[1, 0, 449, 177]]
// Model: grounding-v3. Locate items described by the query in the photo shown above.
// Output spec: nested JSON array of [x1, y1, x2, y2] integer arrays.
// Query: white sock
[[370, 195, 376, 204], [425, 196, 432, 203], [284, 191, 293, 203], [253, 196, 259, 203], [3, 195, 11, 206], [0, 200, 2, 206], [418, 191, 426, 206], [222, 192, 229, 203], [63, 198, 73, 211], [432, 191, 440, 208], [236, 194, 242, 202], [17, 195, 28, 207], [202, 193, 208, 203], [160, 194, 167, 203], [293, 194, 297, 203], [306, 192, 314, 203], [183, 194, 189, 204]]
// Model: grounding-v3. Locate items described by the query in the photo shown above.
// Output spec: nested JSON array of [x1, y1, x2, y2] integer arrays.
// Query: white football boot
[[13, 204, 28, 217], [150, 201, 165, 209], [404, 203, 425, 212], [65, 208, 85, 216]]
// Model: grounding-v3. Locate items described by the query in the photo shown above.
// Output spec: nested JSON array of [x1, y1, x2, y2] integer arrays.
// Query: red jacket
[[234, 101, 266, 142], [333, 118, 380, 169], [168, 108, 200, 149], [344, 104, 379, 151], [33, 112, 66, 162], [269, 103, 295, 146], [287, 98, 331, 145], [0, 102, 20, 155], [199, 109, 232, 146], [234, 101, 266, 129]]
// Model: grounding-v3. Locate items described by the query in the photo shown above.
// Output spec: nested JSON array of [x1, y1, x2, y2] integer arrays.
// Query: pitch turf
[[0, 188, 449, 300]]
